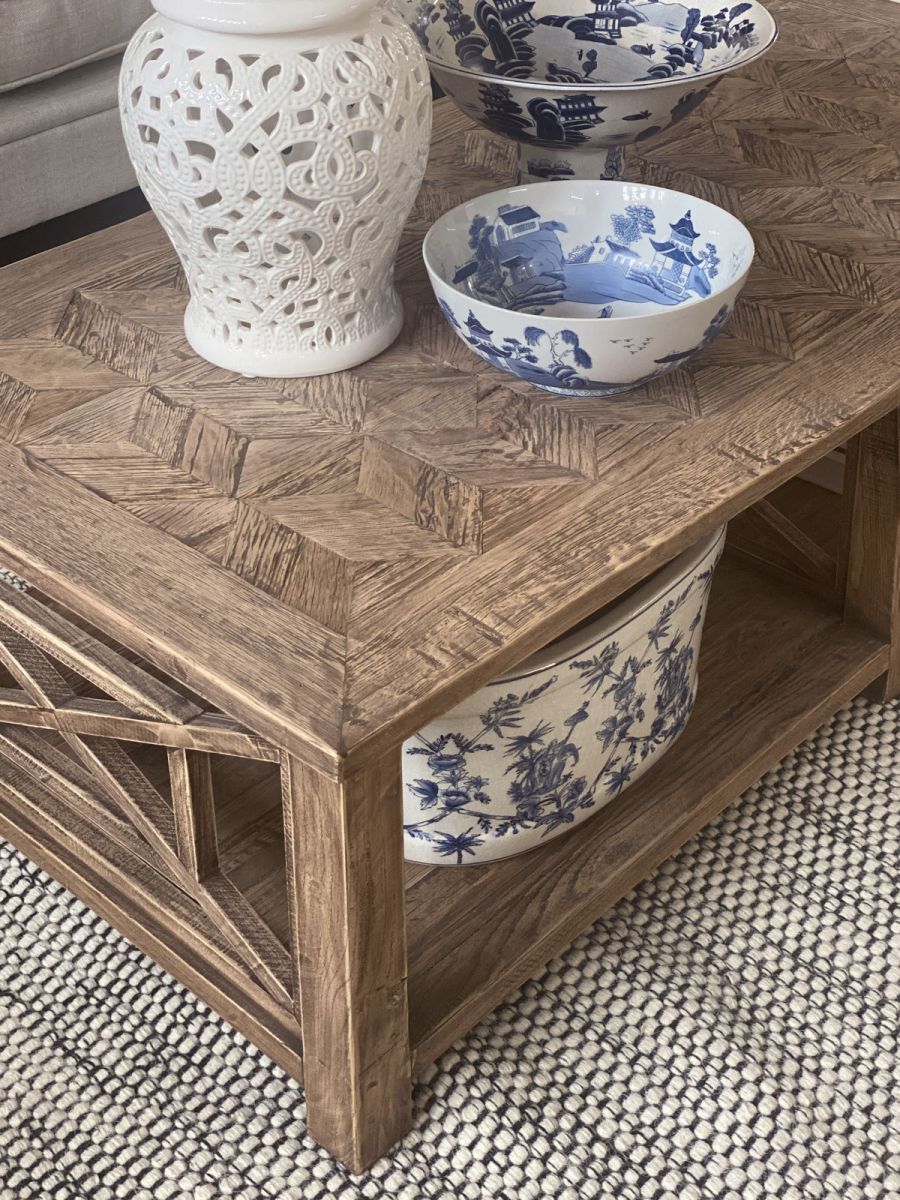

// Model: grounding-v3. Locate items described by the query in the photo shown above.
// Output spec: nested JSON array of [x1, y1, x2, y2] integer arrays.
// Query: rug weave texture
[[1, 697, 898, 1200]]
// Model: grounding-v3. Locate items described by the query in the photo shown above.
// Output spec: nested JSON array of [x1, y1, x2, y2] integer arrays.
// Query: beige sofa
[[0, 0, 152, 238]]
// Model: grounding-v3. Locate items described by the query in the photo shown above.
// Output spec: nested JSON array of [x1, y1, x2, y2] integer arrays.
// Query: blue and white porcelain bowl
[[394, 0, 777, 181], [425, 179, 754, 396], [403, 524, 727, 865]]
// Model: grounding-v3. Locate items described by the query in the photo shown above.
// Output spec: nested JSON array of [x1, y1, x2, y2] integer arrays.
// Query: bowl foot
[[530, 380, 642, 397], [517, 143, 626, 184]]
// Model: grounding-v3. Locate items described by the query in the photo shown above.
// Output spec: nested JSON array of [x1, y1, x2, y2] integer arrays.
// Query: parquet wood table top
[[1, 0, 899, 777]]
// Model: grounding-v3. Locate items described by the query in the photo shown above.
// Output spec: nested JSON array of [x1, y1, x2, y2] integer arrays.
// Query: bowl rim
[[422, 4, 778, 93], [423, 179, 756, 327], [494, 524, 727, 685]]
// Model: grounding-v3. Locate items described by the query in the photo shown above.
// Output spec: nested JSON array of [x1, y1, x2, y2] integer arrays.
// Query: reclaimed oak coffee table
[[1, 0, 900, 1171]]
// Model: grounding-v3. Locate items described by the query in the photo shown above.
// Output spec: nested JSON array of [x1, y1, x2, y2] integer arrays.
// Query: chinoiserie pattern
[[427, 188, 747, 396], [0, 0, 898, 1175], [410, 0, 765, 83], [403, 528, 724, 863], [397, 0, 777, 180]]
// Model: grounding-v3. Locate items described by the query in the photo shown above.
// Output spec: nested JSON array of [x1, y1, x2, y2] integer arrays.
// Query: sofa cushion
[[0, 57, 122, 147], [0, 0, 153, 93]]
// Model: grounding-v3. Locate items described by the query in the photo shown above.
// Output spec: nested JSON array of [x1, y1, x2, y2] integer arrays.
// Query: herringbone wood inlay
[[0, 0, 897, 777], [0, 0, 899, 775], [2, 0, 900, 1173]]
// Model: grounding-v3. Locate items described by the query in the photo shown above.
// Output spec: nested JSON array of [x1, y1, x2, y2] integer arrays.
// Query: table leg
[[843, 408, 900, 698], [281, 749, 412, 1173]]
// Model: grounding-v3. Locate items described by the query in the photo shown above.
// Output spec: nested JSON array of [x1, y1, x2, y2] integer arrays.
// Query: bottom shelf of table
[[0, 546, 889, 1085], [404, 552, 887, 1067]]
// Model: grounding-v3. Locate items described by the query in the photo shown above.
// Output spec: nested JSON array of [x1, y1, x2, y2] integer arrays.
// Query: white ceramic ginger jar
[[120, 0, 432, 377]]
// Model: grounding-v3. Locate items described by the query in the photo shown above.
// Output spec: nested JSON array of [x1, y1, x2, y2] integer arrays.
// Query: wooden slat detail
[[0, 584, 200, 722], [203, 872, 294, 1009], [0, 590, 291, 1009], [2, 719, 292, 1010], [60, 699, 279, 759], [68, 720, 292, 1010], [0, 444, 344, 774], [745, 497, 836, 582], [0, 726, 163, 870], [843, 409, 900, 698], [0, 772, 304, 1081], [70, 735, 180, 859], [168, 748, 218, 881], [0, 689, 277, 759], [0, 687, 46, 725], [282, 751, 412, 1174], [835, 438, 859, 605], [80, 739, 294, 1010], [727, 493, 837, 596], [0, 621, 74, 708]]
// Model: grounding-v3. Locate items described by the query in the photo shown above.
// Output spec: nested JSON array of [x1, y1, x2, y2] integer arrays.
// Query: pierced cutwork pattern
[[120, 9, 431, 372]]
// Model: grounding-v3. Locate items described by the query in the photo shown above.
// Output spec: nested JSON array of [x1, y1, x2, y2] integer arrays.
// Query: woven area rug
[[1, 696, 898, 1200]]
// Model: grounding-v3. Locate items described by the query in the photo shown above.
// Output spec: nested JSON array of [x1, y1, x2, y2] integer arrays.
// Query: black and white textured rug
[[1, 697, 898, 1200]]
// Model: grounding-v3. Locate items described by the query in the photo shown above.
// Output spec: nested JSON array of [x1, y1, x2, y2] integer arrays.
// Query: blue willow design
[[423, 1, 759, 84], [439, 300, 645, 392], [453, 202, 719, 313], [404, 560, 718, 862], [439, 300, 733, 393]]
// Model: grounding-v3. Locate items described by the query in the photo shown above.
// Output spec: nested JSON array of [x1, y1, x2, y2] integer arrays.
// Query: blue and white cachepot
[[403, 525, 726, 865], [393, 0, 777, 181]]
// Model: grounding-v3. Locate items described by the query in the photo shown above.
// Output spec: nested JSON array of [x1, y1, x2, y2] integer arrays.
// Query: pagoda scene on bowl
[[424, 180, 754, 396], [456, 200, 722, 310], [395, 0, 777, 181]]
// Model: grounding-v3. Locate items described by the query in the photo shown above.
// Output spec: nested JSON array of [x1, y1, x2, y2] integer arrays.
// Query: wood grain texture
[[0, 589, 292, 1009], [0, 621, 73, 708], [0, 0, 899, 1173], [0, 543, 894, 1167], [282, 752, 412, 1173], [0, 726, 161, 870], [0, 775, 304, 1082], [169, 748, 218, 881], [0, 0, 898, 771], [843, 409, 900, 698], [0, 446, 343, 773], [0, 584, 199, 721], [727, 484, 840, 602]]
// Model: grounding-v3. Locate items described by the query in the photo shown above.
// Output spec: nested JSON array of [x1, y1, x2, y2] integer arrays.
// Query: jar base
[[183, 299, 404, 379]]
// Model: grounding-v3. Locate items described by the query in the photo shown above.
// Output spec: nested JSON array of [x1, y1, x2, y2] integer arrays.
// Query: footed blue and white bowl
[[403, 524, 727, 864], [394, 0, 777, 181], [424, 179, 754, 396]]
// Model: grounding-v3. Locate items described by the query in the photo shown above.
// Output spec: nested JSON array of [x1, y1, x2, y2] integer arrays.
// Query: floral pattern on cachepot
[[403, 525, 726, 864]]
